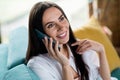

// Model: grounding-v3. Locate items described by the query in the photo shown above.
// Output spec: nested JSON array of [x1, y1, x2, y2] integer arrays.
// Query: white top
[[28, 45, 119, 80]]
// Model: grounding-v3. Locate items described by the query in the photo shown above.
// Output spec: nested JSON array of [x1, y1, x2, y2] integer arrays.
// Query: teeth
[[59, 32, 66, 37]]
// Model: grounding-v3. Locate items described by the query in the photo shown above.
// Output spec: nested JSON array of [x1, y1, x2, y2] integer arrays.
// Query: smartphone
[[34, 29, 60, 50]]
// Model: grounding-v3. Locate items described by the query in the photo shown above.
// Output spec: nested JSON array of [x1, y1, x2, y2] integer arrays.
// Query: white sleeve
[[82, 50, 101, 80], [82, 50, 100, 68], [82, 50, 118, 80], [27, 59, 56, 80]]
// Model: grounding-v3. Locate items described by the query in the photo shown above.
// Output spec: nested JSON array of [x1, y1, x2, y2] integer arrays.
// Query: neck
[[60, 44, 69, 58]]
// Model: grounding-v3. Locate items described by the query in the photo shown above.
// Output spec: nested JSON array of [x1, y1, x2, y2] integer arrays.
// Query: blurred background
[[0, 0, 89, 43], [0, 0, 120, 55]]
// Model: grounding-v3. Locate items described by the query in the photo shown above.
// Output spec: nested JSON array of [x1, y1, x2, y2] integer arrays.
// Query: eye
[[59, 16, 65, 22], [47, 23, 55, 28]]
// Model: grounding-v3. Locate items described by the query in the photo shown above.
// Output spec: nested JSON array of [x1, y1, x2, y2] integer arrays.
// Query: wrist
[[62, 64, 70, 69], [98, 45, 105, 54]]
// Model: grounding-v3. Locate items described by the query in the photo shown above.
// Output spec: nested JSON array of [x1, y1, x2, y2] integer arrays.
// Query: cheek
[[66, 23, 69, 31], [64, 19, 70, 27], [64, 21, 69, 27], [45, 30, 57, 38], [44, 27, 55, 37]]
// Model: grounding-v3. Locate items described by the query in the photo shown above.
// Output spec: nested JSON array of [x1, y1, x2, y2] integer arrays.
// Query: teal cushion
[[27, 66, 40, 80], [2, 64, 39, 80], [111, 67, 120, 80], [0, 44, 8, 73], [0, 71, 7, 80], [7, 27, 28, 69]]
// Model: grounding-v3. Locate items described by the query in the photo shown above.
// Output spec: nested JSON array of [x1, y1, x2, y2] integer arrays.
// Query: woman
[[26, 1, 111, 80]]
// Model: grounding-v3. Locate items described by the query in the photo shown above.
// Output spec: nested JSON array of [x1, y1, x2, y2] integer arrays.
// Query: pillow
[[2, 64, 39, 80], [7, 27, 28, 69], [74, 16, 120, 71], [0, 44, 8, 72], [111, 67, 120, 80], [27, 66, 40, 80]]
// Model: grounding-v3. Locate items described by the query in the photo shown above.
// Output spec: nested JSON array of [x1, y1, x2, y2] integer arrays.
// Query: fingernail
[[44, 36, 47, 39]]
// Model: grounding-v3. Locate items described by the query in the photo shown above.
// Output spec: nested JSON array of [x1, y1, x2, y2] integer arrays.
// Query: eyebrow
[[58, 14, 64, 20], [44, 14, 63, 27]]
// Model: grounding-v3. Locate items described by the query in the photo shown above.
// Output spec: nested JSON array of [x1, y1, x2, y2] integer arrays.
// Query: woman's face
[[42, 7, 70, 44]]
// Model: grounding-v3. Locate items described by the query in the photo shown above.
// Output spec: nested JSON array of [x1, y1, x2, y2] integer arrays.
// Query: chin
[[59, 38, 69, 44]]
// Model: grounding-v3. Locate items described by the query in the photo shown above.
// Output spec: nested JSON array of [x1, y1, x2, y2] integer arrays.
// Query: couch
[[0, 27, 39, 80], [0, 17, 120, 80]]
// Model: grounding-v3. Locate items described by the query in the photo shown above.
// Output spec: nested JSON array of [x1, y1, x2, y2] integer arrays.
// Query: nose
[[56, 22, 64, 30]]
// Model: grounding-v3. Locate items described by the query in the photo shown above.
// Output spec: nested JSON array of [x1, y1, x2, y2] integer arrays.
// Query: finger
[[79, 40, 88, 46], [54, 40, 62, 58], [49, 38, 56, 57], [76, 40, 88, 51], [42, 37, 49, 51], [78, 43, 91, 52], [42, 38, 44, 42], [44, 37, 48, 47], [71, 39, 87, 46], [76, 45, 82, 52], [49, 38, 53, 50], [76, 45, 92, 55], [71, 41, 80, 46], [54, 40, 59, 54]]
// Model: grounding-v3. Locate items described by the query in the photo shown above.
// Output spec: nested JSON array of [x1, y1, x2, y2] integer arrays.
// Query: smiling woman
[[26, 1, 112, 80]]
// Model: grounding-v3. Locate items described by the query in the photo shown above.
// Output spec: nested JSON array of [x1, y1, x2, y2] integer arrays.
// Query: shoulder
[[82, 50, 98, 59], [82, 50, 101, 79], [82, 50, 100, 68], [27, 53, 55, 68], [27, 53, 62, 80]]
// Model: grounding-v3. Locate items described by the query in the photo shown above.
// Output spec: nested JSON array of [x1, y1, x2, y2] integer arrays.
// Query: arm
[[71, 39, 111, 80], [98, 46, 111, 80], [62, 65, 74, 80], [43, 37, 74, 80]]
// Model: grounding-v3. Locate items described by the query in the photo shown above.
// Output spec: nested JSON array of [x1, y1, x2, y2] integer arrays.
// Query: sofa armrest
[[2, 64, 39, 80], [0, 44, 8, 73]]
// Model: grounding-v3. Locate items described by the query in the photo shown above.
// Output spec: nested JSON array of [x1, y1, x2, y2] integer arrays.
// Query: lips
[[57, 31, 67, 39]]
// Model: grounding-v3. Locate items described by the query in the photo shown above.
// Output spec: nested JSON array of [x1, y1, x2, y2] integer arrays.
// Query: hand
[[71, 39, 105, 54], [42, 37, 69, 66], [71, 39, 111, 80]]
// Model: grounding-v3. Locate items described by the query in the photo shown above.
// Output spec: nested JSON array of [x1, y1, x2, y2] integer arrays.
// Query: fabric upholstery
[[0, 44, 8, 79], [2, 64, 39, 80], [0, 44, 8, 72], [111, 68, 120, 80], [7, 27, 28, 69]]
